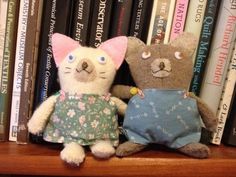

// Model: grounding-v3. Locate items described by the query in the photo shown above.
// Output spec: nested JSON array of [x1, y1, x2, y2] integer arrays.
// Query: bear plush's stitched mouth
[[151, 69, 171, 78]]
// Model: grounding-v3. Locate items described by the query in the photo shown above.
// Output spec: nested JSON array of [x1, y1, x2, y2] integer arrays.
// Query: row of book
[[0, 0, 236, 147]]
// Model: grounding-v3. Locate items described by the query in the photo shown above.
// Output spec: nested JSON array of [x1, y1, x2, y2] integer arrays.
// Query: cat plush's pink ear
[[52, 33, 80, 67], [99, 36, 127, 69]]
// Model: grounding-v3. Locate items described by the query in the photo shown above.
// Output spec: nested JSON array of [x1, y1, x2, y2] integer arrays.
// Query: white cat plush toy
[[28, 33, 128, 166]]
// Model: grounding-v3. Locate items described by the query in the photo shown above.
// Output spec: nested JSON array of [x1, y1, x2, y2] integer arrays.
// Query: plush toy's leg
[[178, 142, 210, 158], [60, 142, 85, 166], [90, 140, 115, 159], [116, 141, 147, 157]]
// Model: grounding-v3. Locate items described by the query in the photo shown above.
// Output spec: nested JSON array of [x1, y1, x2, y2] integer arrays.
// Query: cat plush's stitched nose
[[75, 59, 96, 82], [82, 61, 88, 70]]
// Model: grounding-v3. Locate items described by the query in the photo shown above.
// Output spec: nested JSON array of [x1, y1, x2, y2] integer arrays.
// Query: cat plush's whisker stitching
[[99, 76, 107, 79], [65, 67, 72, 70], [99, 71, 107, 79]]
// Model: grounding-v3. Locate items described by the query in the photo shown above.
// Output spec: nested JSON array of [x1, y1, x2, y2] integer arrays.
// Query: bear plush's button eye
[[97, 56, 106, 64], [142, 51, 151, 59], [174, 51, 183, 60], [67, 54, 76, 63]]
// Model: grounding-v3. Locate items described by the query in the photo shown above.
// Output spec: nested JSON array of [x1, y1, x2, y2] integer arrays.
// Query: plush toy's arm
[[188, 92, 218, 132], [111, 85, 135, 99], [28, 94, 58, 134], [110, 96, 127, 116]]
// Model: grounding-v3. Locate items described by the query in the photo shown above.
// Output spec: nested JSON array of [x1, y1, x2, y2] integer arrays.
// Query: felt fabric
[[44, 91, 119, 146], [123, 89, 203, 149], [99, 36, 128, 69], [52, 33, 80, 67]]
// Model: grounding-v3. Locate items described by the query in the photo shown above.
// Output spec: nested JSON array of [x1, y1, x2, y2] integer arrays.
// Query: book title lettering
[[75, 0, 85, 42], [95, 0, 106, 47]]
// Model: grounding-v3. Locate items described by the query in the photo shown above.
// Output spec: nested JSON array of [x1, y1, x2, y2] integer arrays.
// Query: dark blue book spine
[[189, 0, 222, 95], [88, 0, 113, 47], [109, 0, 133, 37], [129, 0, 153, 42], [31, 0, 72, 143], [34, 0, 72, 109], [70, 0, 93, 46]]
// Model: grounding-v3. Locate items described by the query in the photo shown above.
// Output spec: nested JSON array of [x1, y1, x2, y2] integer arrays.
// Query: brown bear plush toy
[[112, 33, 217, 158]]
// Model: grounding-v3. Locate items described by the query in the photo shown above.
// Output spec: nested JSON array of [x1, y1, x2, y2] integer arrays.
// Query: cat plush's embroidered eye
[[174, 51, 183, 60], [67, 54, 76, 63], [142, 51, 151, 59], [97, 56, 106, 64]]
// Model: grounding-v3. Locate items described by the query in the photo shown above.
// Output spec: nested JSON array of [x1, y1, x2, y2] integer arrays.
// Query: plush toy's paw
[[27, 118, 45, 135], [60, 142, 85, 166], [116, 141, 146, 157], [90, 141, 115, 159], [178, 142, 210, 159]]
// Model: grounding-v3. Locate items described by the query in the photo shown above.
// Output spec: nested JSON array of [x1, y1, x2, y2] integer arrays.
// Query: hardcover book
[[222, 86, 236, 146], [0, 0, 19, 141], [199, 1, 236, 114], [0, 0, 8, 86], [109, 0, 133, 37], [146, 0, 176, 45], [88, 0, 113, 47], [169, 0, 189, 41], [16, 0, 44, 144], [189, 0, 221, 95], [211, 41, 236, 145], [34, 0, 72, 109], [8, 0, 30, 142], [129, 0, 153, 42], [70, 0, 92, 46], [184, 0, 207, 62], [31, 0, 72, 143]]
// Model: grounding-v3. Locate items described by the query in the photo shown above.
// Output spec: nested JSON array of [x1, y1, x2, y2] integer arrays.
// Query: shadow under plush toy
[[112, 33, 218, 158], [28, 33, 127, 166]]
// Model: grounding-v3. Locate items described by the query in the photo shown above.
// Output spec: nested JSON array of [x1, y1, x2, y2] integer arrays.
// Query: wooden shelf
[[0, 142, 236, 177]]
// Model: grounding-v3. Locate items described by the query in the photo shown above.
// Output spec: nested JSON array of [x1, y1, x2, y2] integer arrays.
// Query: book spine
[[199, 1, 236, 114], [109, 0, 133, 37], [16, 0, 43, 144], [222, 87, 236, 146], [189, 0, 221, 95], [211, 42, 236, 145], [146, 0, 175, 45], [33, 0, 72, 109], [88, 0, 113, 47], [129, 0, 154, 42], [70, 0, 92, 46], [32, 0, 72, 143], [184, 0, 207, 64], [0, 0, 8, 86], [163, 0, 176, 44], [8, 0, 29, 142], [0, 0, 19, 141], [169, 0, 189, 41]]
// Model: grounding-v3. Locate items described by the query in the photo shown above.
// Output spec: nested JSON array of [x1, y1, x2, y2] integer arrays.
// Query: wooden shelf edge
[[0, 142, 236, 177]]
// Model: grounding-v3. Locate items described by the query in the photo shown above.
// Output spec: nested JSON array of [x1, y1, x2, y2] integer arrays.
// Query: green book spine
[[0, 0, 20, 141]]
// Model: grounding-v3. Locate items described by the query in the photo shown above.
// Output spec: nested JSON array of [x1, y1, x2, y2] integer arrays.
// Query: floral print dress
[[43, 91, 119, 146]]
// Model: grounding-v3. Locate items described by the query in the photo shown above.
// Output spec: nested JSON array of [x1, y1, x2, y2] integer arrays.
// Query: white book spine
[[211, 43, 236, 145], [9, 0, 29, 141], [184, 0, 207, 62], [199, 1, 236, 115], [0, 0, 8, 85], [146, 0, 159, 45], [163, 0, 176, 44]]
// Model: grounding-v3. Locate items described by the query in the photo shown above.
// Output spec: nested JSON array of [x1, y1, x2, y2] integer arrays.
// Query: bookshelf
[[0, 142, 236, 177]]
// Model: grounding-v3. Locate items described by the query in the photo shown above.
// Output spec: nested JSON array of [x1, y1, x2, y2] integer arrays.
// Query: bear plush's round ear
[[52, 33, 80, 67], [170, 32, 198, 57], [126, 37, 145, 64]]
